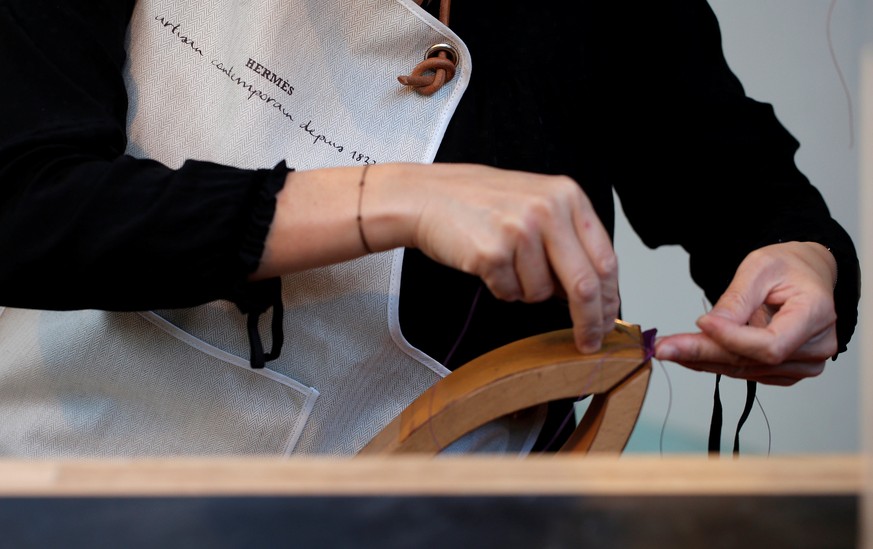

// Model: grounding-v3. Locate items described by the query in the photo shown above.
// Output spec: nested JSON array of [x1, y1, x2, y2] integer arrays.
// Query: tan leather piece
[[399, 0, 456, 96], [397, 56, 456, 96]]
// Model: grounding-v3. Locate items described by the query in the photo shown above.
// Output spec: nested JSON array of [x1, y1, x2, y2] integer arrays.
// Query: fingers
[[571, 193, 620, 337], [654, 242, 841, 385], [545, 229, 604, 352], [696, 309, 837, 365], [656, 332, 828, 385], [513, 221, 555, 303], [489, 195, 615, 353], [479, 203, 555, 303], [680, 360, 825, 386], [542, 179, 618, 352], [697, 242, 838, 358], [411, 164, 618, 354], [476, 234, 559, 304]]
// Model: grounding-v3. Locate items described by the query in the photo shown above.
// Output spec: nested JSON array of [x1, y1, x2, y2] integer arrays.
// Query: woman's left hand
[[654, 242, 838, 386]]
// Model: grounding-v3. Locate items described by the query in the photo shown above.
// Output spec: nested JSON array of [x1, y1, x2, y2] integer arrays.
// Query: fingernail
[[579, 339, 601, 354], [707, 308, 733, 320], [696, 313, 716, 328], [656, 343, 677, 361]]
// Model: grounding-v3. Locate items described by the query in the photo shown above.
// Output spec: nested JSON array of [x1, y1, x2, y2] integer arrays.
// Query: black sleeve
[[0, 0, 288, 311], [604, 0, 860, 355]]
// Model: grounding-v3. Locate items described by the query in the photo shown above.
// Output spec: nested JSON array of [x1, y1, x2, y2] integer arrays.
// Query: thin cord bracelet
[[357, 164, 374, 254]]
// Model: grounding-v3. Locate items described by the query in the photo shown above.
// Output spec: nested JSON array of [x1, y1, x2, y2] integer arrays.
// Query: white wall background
[[859, 15, 873, 548], [620, 0, 868, 454]]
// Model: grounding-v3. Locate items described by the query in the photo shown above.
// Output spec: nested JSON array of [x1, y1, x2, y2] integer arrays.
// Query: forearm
[[253, 163, 420, 278]]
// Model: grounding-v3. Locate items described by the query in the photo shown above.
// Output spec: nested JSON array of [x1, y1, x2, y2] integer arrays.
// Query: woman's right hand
[[256, 162, 619, 353]]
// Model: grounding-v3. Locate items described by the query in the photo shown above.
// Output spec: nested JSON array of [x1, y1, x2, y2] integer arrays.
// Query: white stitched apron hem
[[281, 388, 320, 456], [138, 311, 319, 396], [386, 248, 451, 378]]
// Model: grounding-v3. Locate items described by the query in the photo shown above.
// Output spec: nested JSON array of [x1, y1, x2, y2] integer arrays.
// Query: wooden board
[[0, 455, 860, 496]]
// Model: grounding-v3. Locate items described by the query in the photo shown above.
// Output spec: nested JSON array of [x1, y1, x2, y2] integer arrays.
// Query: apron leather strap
[[399, 0, 457, 96]]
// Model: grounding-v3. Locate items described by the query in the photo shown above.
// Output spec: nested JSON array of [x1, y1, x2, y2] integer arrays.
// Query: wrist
[[358, 162, 424, 252], [804, 241, 838, 290]]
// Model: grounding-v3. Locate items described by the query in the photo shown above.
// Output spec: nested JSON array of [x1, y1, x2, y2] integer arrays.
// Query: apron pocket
[[0, 308, 318, 457]]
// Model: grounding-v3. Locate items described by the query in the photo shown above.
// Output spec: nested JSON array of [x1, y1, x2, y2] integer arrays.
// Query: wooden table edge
[[0, 454, 863, 497]]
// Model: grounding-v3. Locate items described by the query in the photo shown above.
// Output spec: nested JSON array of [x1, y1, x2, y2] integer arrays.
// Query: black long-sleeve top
[[0, 1, 860, 374]]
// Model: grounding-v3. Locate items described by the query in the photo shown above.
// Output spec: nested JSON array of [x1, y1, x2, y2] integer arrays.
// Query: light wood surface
[[0, 455, 859, 497]]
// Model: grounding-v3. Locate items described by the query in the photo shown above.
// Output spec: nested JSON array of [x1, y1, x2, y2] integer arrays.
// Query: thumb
[[699, 267, 770, 330]]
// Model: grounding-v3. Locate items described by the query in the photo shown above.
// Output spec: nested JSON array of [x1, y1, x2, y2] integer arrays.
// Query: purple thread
[[540, 399, 585, 453], [443, 284, 483, 366], [429, 283, 484, 452]]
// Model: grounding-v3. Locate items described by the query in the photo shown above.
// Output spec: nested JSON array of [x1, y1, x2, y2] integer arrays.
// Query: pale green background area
[[615, 0, 869, 455]]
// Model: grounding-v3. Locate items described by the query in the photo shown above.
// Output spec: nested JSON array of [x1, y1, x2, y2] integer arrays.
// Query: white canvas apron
[[0, 0, 545, 456]]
